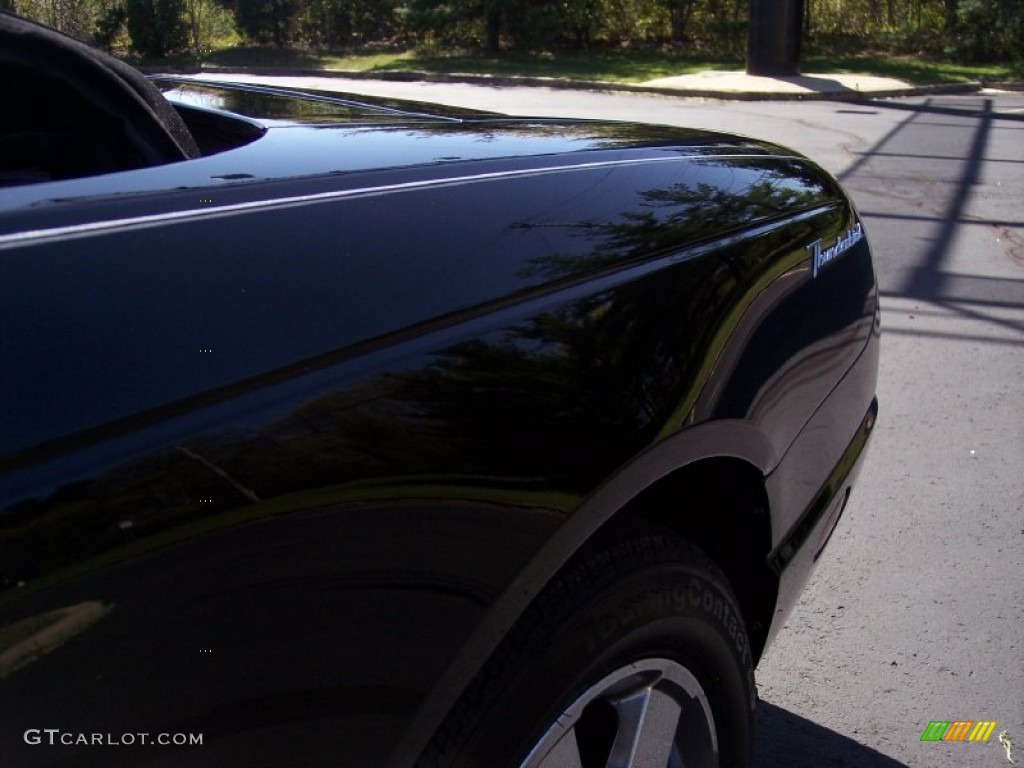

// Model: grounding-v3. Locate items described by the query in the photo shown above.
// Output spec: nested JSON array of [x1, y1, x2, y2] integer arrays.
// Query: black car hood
[[0, 78, 806, 221], [153, 76, 795, 158]]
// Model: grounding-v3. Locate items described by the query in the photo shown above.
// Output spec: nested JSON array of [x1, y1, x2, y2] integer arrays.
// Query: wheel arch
[[612, 456, 777, 665], [393, 419, 781, 768]]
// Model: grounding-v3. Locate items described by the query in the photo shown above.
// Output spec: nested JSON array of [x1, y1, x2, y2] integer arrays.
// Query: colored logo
[[920, 721, 997, 742]]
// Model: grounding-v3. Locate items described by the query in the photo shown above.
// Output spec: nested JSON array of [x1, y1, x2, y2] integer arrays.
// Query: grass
[[352, 49, 745, 83], [803, 54, 1017, 84], [167, 45, 1020, 86]]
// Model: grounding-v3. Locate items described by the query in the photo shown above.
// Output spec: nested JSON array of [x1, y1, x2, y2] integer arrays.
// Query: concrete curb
[[0, 601, 112, 679], [146, 64, 1002, 102]]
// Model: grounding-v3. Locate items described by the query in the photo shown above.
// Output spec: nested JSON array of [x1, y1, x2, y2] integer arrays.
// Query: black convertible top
[[0, 11, 198, 185]]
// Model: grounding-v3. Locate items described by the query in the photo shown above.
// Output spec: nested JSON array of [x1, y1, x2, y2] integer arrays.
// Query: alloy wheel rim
[[519, 658, 719, 768]]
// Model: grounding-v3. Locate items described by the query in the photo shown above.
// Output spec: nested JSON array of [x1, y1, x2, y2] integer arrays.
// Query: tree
[[94, 3, 129, 51], [235, 0, 303, 45], [662, 0, 697, 43], [954, 0, 1024, 63], [944, 0, 958, 31], [125, 0, 187, 55]]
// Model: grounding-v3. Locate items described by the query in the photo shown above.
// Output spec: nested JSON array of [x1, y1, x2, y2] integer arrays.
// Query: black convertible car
[[0, 13, 879, 768]]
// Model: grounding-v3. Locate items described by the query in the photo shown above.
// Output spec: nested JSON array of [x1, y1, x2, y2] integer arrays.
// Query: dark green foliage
[[302, 0, 402, 48], [302, 0, 1024, 62], [502, 0, 563, 49], [9, 0, 1021, 66], [952, 0, 1023, 63], [125, 0, 187, 55], [94, 4, 128, 51], [803, 0, 1021, 64], [235, 0, 304, 46], [404, 0, 484, 48]]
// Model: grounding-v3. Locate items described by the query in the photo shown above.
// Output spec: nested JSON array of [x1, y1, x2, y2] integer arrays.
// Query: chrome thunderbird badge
[[807, 222, 864, 278]]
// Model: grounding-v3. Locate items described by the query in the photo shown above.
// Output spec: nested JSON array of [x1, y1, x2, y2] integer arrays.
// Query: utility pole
[[747, 0, 804, 76]]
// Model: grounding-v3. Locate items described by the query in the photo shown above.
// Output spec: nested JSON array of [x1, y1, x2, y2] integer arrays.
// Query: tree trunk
[[485, 8, 501, 53], [945, 0, 959, 31], [747, 0, 803, 76], [868, 0, 881, 27]]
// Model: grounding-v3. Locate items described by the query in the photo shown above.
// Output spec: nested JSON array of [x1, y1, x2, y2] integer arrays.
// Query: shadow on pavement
[[775, 74, 856, 93], [836, 95, 1024, 349], [757, 701, 908, 768]]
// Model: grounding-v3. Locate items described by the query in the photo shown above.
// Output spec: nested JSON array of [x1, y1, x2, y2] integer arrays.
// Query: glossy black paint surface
[[0, 81, 878, 766]]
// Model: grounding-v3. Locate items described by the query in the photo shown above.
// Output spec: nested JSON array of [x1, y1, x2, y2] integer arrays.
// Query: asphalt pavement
[[182, 70, 1024, 767]]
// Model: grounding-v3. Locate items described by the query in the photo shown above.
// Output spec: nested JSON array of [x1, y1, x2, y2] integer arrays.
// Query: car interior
[[0, 12, 265, 187], [0, 11, 203, 185]]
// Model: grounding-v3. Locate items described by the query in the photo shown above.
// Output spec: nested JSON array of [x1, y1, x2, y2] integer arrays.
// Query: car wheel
[[420, 524, 756, 768]]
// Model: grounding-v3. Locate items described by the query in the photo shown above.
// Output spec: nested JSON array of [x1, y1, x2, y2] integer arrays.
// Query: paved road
[[196, 75, 1024, 767]]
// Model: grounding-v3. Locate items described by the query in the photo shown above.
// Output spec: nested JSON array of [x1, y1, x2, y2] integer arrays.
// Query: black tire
[[419, 524, 757, 768]]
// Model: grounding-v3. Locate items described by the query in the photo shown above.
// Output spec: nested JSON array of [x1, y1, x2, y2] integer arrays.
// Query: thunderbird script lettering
[[807, 223, 863, 278]]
